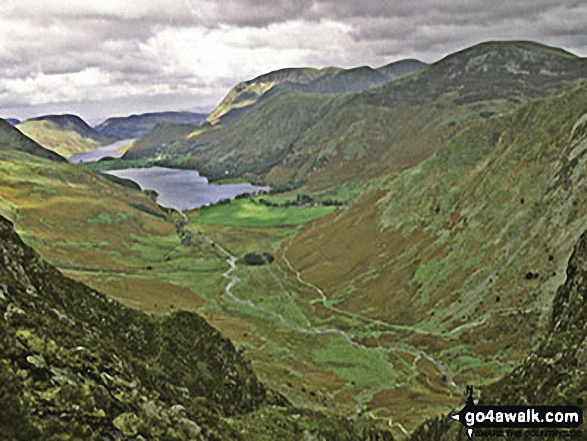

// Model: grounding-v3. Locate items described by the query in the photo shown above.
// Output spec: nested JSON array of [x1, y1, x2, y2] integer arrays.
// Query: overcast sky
[[1, 0, 586, 124]]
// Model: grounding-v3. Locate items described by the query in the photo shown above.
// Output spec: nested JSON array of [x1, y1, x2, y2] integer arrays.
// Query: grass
[[16, 119, 106, 157], [193, 198, 337, 227]]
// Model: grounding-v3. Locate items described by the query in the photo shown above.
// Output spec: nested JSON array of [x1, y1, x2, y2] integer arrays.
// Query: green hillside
[[17, 114, 113, 157], [0, 215, 393, 440], [0, 118, 65, 163], [410, 226, 587, 440], [123, 41, 587, 188], [126, 59, 425, 157], [280, 81, 587, 433]]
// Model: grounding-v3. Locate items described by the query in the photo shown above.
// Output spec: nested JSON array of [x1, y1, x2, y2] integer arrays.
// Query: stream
[[184, 220, 461, 396]]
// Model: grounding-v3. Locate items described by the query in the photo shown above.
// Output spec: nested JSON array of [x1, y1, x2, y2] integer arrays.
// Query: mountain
[[5, 118, 20, 126], [376, 59, 428, 79], [201, 59, 425, 127], [409, 226, 587, 441], [202, 66, 343, 126], [0, 214, 393, 440], [93, 111, 207, 140], [276, 79, 587, 433], [16, 114, 112, 157], [298, 59, 427, 95], [123, 41, 587, 187], [0, 118, 65, 163]]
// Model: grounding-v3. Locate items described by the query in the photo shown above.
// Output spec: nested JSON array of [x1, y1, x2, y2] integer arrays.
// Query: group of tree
[[257, 193, 343, 208]]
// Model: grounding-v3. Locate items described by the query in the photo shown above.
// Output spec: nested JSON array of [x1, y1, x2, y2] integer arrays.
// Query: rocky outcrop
[[0, 215, 393, 440]]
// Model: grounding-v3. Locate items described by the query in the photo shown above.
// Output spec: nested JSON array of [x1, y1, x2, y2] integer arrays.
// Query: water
[[103, 167, 269, 211], [69, 139, 135, 163]]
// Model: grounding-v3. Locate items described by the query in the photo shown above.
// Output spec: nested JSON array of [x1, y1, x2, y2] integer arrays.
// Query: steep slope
[[124, 41, 587, 187], [94, 111, 207, 140], [0, 118, 65, 163], [129, 60, 425, 157], [0, 215, 393, 440], [203, 66, 343, 126], [0, 127, 186, 309], [409, 226, 587, 441], [279, 81, 587, 428], [16, 114, 112, 157], [179, 59, 424, 129]]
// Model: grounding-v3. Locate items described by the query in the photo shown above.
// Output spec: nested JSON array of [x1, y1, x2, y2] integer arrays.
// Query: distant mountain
[[376, 59, 428, 79], [124, 41, 587, 187], [94, 111, 207, 140], [297, 59, 427, 95], [0, 214, 393, 440], [0, 118, 65, 162], [16, 114, 112, 157], [4, 118, 20, 126], [203, 59, 426, 126]]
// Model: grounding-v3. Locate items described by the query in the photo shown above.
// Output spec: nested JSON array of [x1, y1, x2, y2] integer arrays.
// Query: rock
[[113, 412, 140, 437], [177, 417, 202, 438], [4, 303, 25, 320], [26, 354, 47, 369]]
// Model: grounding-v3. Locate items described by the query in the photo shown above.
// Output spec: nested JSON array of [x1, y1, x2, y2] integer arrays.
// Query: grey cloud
[[1, 0, 586, 122], [187, 0, 315, 28]]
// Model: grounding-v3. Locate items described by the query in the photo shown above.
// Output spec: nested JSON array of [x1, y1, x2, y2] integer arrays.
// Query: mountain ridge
[[124, 41, 587, 189], [94, 111, 207, 140], [203, 59, 426, 126], [0, 118, 66, 163], [16, 114, 112, 157]]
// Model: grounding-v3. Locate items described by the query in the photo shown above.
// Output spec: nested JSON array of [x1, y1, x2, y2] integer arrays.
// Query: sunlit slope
[[124, 41, 587, 188], [0, 125, 206, 311], [203, 60, 425, 127], [0, 118, 65, 163], [284, 81, 587, 387], [204, 66, 341, 125], [16, 114, 112, 157]]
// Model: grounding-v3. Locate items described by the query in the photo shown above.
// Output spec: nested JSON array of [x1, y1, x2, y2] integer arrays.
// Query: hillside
[[5, 39, 587, 440], [275, 80, 587, 432], [16, 114, 112, 157], [409, 226, 587, 440], [143, 60, 424, 132], [127, 60, 425, 158], [0, 215, 393, 440], [123, 41, 587, 187], [94, 111, 207, 140], [0, 110, 400, 437], [0, 118, 65, 163], [202, 66, 341, 126]]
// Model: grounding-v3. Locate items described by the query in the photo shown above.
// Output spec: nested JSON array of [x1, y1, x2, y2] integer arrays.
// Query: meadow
[[192, 196, 338, 227]]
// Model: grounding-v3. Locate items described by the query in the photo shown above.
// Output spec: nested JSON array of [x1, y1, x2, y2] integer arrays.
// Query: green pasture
[[193, 198, 337, 227]]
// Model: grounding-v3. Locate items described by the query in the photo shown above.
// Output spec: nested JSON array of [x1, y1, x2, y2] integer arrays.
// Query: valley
[[2, 39, 587, 440]]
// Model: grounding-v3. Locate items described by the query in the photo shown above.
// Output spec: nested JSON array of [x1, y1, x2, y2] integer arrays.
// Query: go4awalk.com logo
[[450, 386, 583, 438]]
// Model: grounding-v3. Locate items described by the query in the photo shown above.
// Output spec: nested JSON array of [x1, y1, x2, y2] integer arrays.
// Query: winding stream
[[187, 221, 461, 396]]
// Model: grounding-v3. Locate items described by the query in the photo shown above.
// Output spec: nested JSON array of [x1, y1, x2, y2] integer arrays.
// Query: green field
[[193, 198, 338, 227]]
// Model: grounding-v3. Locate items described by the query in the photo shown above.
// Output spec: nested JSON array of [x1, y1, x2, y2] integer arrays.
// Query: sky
[[1, 0, 586, 124]]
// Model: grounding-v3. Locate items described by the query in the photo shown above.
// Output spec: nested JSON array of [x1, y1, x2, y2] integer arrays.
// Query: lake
[[103, 167, 269, 211], [69, 139, 135, 163]]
